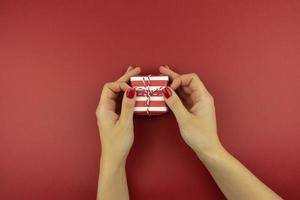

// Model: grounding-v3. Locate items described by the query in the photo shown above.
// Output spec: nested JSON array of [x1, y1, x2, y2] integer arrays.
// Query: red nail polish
[[162, 87, 172, 98], [126, 88, 135, 99]]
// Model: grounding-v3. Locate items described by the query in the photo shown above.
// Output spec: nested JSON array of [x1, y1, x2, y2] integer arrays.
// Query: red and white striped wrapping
[[130, 75, 169, 115]]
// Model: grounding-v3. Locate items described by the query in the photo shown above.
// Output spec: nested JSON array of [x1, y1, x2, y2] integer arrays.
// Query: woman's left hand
[[96, 66, 141, 167]]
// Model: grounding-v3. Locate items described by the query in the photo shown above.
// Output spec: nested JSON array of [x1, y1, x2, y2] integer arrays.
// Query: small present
[[130, 75, 169, 115]]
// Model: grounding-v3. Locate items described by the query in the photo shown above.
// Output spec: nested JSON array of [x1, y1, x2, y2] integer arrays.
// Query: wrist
[[100, 155, 126, 175], [100, 151, 127, 170], [195, 143, 227, 163]]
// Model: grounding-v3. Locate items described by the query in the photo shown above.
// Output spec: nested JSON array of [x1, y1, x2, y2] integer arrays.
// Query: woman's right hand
[[161, 66, 283, 200], [160, 66, 224, 158]]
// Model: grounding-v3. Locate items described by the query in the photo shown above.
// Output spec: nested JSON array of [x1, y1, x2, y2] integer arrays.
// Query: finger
[[162, 87, 190, 120], [159, 65, 180, 80], [118, 66, 141, 82], [100, 82, 130, 100], [98, 82, 131, 112], [160, 66, 192, 94], [119, 87, 136, 124], [127, 66, 134, 72], [181, 85, 193, 95], [170, 73, 208, 95], [177, 88, 193, 108], [177, 87, 189, 100]]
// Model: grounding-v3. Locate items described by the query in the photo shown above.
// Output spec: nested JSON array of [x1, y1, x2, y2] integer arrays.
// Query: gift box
[[130, 75, 169, 115]]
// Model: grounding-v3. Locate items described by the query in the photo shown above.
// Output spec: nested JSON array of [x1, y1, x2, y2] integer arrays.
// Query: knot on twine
[[135, 75, 165, 115]]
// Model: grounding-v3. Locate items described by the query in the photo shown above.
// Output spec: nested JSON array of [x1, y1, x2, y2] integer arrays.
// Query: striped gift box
[[130, 75, 169, 115]]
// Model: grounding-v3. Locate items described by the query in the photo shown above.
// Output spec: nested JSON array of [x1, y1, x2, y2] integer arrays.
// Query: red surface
[[1, 0, 300, 199]]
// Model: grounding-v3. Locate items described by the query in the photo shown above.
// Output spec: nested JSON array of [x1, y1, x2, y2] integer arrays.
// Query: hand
[[160, 66, 223, 158], [96, 66, 141, 167]]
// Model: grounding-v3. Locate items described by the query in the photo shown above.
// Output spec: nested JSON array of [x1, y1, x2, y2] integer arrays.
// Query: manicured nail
[[126, 88, 135, 99], [162, 87, 172, 98]]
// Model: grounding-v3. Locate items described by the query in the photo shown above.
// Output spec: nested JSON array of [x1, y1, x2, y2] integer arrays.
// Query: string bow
[[136, 75, 165, 115]]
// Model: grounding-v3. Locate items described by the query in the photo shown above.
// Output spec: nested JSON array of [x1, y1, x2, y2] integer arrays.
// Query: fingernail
[[162, 87, 172, 98], [126, 88, 135, 99]]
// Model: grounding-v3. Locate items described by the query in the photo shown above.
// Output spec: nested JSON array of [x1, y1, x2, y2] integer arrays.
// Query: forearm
[[197, 146, 282, 200], [97, 157, 129, 200]]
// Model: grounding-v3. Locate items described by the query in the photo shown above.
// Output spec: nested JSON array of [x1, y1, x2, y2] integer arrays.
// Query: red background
[[1, 0, 300, 199]]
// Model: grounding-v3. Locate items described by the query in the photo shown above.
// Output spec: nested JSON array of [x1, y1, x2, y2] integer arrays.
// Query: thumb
[[119, 87, 136, 123], [162, 87, 189, 120]]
